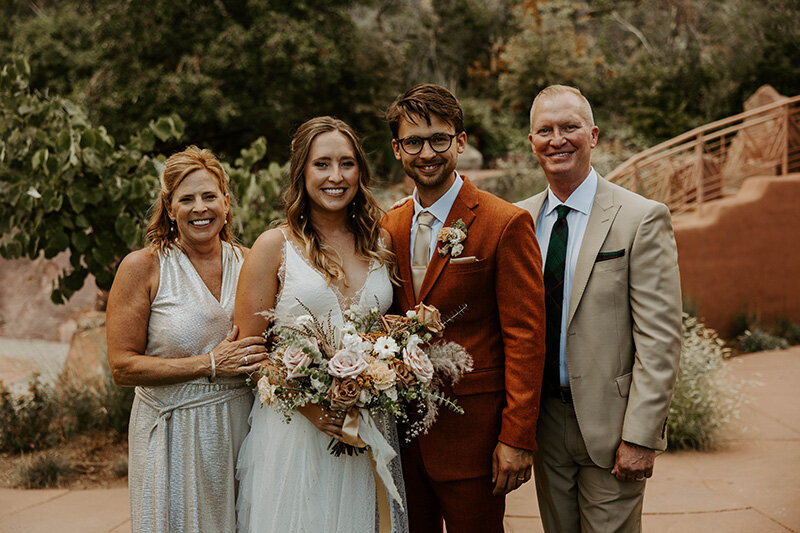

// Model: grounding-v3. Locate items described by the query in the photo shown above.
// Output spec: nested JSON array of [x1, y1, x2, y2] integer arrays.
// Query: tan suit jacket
[[517, 176, 682, 468], [383, 177, 546, 481]]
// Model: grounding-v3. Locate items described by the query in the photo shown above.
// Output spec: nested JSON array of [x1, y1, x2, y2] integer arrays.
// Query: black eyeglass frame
[[395, 133, 458, 155]]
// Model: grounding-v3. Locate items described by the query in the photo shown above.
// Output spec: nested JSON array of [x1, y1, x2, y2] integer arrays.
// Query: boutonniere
[[437, 219, 468, 257]]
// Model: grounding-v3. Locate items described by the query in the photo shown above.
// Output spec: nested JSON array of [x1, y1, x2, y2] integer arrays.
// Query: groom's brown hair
[[386, 84, 464, 139]]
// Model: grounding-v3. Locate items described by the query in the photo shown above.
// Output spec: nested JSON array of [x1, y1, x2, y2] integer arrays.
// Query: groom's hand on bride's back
[[491, 442, 534, 495]]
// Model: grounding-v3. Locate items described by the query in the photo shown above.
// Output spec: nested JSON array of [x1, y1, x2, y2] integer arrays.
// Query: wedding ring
[[246, 346, 252, 355], [244, 354, 249, 365]]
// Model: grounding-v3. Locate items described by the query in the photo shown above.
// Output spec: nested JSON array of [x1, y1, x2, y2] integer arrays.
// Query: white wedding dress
[[236, 232, 408, 533]]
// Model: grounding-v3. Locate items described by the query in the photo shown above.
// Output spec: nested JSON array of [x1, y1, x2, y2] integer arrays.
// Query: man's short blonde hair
[[529, 85, 595, 130]]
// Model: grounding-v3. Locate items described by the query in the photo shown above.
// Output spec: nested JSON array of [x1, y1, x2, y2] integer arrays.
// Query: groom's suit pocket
[[452, 367, 505, 395]]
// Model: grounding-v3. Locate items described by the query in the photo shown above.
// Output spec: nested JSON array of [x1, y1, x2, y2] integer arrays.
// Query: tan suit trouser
[[533, 396, 645, 533]]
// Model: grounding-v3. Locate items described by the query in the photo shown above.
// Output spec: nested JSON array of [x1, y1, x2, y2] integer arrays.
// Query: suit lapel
[[392, 200, 416, 309], [416, 177, 479, 304], [527, 192, 547, 226], [567, 177, 620, 327]]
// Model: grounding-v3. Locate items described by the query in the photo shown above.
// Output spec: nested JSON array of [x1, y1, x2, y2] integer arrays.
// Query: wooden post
[[695, 135, 704, 214]]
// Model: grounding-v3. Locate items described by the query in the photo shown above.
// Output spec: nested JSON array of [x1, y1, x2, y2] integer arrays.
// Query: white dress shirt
[[536, 168, 598, 386], [410, 172, 464, 263]]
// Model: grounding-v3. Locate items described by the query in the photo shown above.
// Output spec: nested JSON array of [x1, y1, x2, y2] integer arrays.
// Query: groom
[[382, 84, 546, 533]]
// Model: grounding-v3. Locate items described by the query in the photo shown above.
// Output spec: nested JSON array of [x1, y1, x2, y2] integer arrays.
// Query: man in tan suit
[[517, 85, 682, 532], [382, 84, 546, 533]]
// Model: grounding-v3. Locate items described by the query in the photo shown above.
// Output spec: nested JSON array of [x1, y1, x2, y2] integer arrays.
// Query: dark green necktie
[[543, 205, 570, 389]]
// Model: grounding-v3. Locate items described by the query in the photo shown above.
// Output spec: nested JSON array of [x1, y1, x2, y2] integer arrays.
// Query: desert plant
[[739, 329, 790, 353], [0, 361, 134, 454], [13, 452, 73, 489], [0, 376, 58, 453], [773, 318, 800, 346], [668, 313, 743, 450]]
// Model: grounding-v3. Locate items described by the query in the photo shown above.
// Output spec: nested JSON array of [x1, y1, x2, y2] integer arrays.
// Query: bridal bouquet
[[254, 301, 473, 453]]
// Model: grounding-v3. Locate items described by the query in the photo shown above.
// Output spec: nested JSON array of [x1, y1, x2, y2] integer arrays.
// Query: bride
[[234, 116, 408, 533]]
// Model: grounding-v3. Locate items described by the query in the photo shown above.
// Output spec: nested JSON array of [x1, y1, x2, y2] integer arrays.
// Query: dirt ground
[[0, 431, 128, 490]]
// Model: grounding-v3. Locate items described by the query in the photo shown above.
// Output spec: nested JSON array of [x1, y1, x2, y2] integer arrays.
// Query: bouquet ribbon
[[342, 407, 404, 533]]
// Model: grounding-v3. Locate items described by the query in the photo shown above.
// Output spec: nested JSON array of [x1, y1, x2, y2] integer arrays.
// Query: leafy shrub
[[13, 452, 72, 489], [0, 364, 134, 453], [773, 318, 800, 346], [0, 376, 59, 453], [668, 314, 742, 450], [739, 329, 790, 353]]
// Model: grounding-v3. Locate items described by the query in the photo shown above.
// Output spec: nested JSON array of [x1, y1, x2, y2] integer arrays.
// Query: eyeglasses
[[396, 133, 457, 155]]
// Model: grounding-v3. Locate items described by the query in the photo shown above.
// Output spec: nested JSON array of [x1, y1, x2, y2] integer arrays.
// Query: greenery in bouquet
[[253, 301, 472, 454]]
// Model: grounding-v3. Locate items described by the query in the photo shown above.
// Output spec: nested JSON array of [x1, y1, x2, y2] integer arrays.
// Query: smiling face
[[392, 112, 467, 202], [168, 169, 230, 247], [304, 130, 360, 217], [529, 92, 599, 191]]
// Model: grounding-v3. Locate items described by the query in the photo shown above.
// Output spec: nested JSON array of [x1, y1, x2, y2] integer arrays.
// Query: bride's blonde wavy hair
[[284, 116, 395, 286]]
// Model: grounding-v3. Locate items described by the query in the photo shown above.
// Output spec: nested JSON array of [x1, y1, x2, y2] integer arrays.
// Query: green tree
[[0, 57, 282, 302], [2, 0, 402, 165]]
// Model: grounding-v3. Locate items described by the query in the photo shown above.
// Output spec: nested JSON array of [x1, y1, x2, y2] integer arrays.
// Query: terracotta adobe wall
[[672, 174, 800, 338]]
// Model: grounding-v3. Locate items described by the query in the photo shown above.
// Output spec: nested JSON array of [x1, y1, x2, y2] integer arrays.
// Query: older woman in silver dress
[[106, 146, 268, 533]]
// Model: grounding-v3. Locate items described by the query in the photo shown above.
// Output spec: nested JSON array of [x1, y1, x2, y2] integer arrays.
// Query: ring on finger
[[246, 346, 252, 355], [244, 354, 249, 365]]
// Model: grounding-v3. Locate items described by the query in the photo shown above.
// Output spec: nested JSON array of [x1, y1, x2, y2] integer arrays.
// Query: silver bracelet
[[208, 351, 216, 383]]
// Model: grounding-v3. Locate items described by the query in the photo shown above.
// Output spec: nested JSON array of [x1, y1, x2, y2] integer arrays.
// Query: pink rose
[[329, 348, 368, 379], [283, 345, 312, 379], [403, 344, 434, 383]]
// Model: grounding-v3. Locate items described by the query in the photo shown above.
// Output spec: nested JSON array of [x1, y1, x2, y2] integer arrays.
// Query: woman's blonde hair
[[145, 145, 237, 253], [284, 116, 395, 285]]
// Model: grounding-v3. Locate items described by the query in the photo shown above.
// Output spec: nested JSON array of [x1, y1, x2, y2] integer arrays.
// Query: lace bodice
[[274, 231, 393, 324]]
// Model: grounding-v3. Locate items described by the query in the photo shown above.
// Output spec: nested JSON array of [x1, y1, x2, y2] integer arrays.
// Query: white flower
[[374, 336, 399, 359], [384, 387, 398, 401], [406, 334, 422, 350], [329, 349, 368, 379], [451, 243, 464, 257], [343, 333, 373, 355], [342, 322, 357, 335], [406, 310, 417, 319], [403, 344, 434, 383], [311, 376, 328, 393], [257, 376, 277, 405], [370, 306, 378, 314], [358, 388, 373, 407], [342, 333, 362, 351]]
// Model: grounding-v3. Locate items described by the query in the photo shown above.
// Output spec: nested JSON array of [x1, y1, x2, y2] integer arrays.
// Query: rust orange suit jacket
[[382, 177, 546, 482]]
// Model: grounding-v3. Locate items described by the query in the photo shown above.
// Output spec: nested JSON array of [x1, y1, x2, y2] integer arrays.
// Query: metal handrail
[[607, 94, 800, 213]]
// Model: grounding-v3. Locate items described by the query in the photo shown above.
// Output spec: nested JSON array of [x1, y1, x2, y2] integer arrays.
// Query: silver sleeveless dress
[[128, 241, 253, 533]]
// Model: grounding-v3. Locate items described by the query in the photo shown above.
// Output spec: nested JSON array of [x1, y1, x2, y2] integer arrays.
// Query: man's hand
[[611, 440, 655, 482], [491, 442, 534, 495]]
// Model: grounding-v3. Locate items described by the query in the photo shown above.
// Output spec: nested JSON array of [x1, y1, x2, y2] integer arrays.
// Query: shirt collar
[[413, 171, 464, 223], [544, 167, 597, 217]]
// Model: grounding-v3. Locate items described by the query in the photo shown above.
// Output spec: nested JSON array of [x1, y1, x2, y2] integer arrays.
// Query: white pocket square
[[449, 256, 478, 264]]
